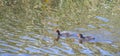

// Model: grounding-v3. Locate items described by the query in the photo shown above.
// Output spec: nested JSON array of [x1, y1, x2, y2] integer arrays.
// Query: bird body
[[77, 34, 95, 43], [55, 30, 79, 41]]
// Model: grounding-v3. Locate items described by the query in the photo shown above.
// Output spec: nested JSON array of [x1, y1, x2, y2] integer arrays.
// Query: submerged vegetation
[[0, 0, 120, 55], [0, 0, 120, 35]]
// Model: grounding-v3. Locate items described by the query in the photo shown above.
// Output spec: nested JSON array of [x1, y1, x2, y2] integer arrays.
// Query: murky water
[[0, 18, 120, 56], [0, 15, 120, 55], [0, 0, 120, 55]]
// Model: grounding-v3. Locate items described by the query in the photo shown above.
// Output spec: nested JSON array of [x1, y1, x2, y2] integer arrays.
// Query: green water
[[0, 0, 120, 56]]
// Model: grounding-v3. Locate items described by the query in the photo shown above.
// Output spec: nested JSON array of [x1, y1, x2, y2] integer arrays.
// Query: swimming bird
[[55, 29, 78, 41], [77, 34, 95, 43], [55, 29, 95, 44]]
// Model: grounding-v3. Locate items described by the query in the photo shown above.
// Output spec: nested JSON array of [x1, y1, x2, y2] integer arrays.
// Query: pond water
[[0, 1, 120, 55], [0, 15, 120, 56]]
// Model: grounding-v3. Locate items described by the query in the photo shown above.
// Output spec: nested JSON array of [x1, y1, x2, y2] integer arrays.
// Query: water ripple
[[94, 46, 113, 56], [95, 16, 109, 22]]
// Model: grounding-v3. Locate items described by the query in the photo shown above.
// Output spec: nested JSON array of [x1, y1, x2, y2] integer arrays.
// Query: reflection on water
[[0, 0, 120, 55], [80, 48, 94, 56], [0, 14, 120, 56], [0, 28, 120, 56], [99, 24, 113, 28], [95, 16, 109, 22], [94, 46, 113, 56], [87, 24, 96, 28], [74, 28, 87, 31]]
